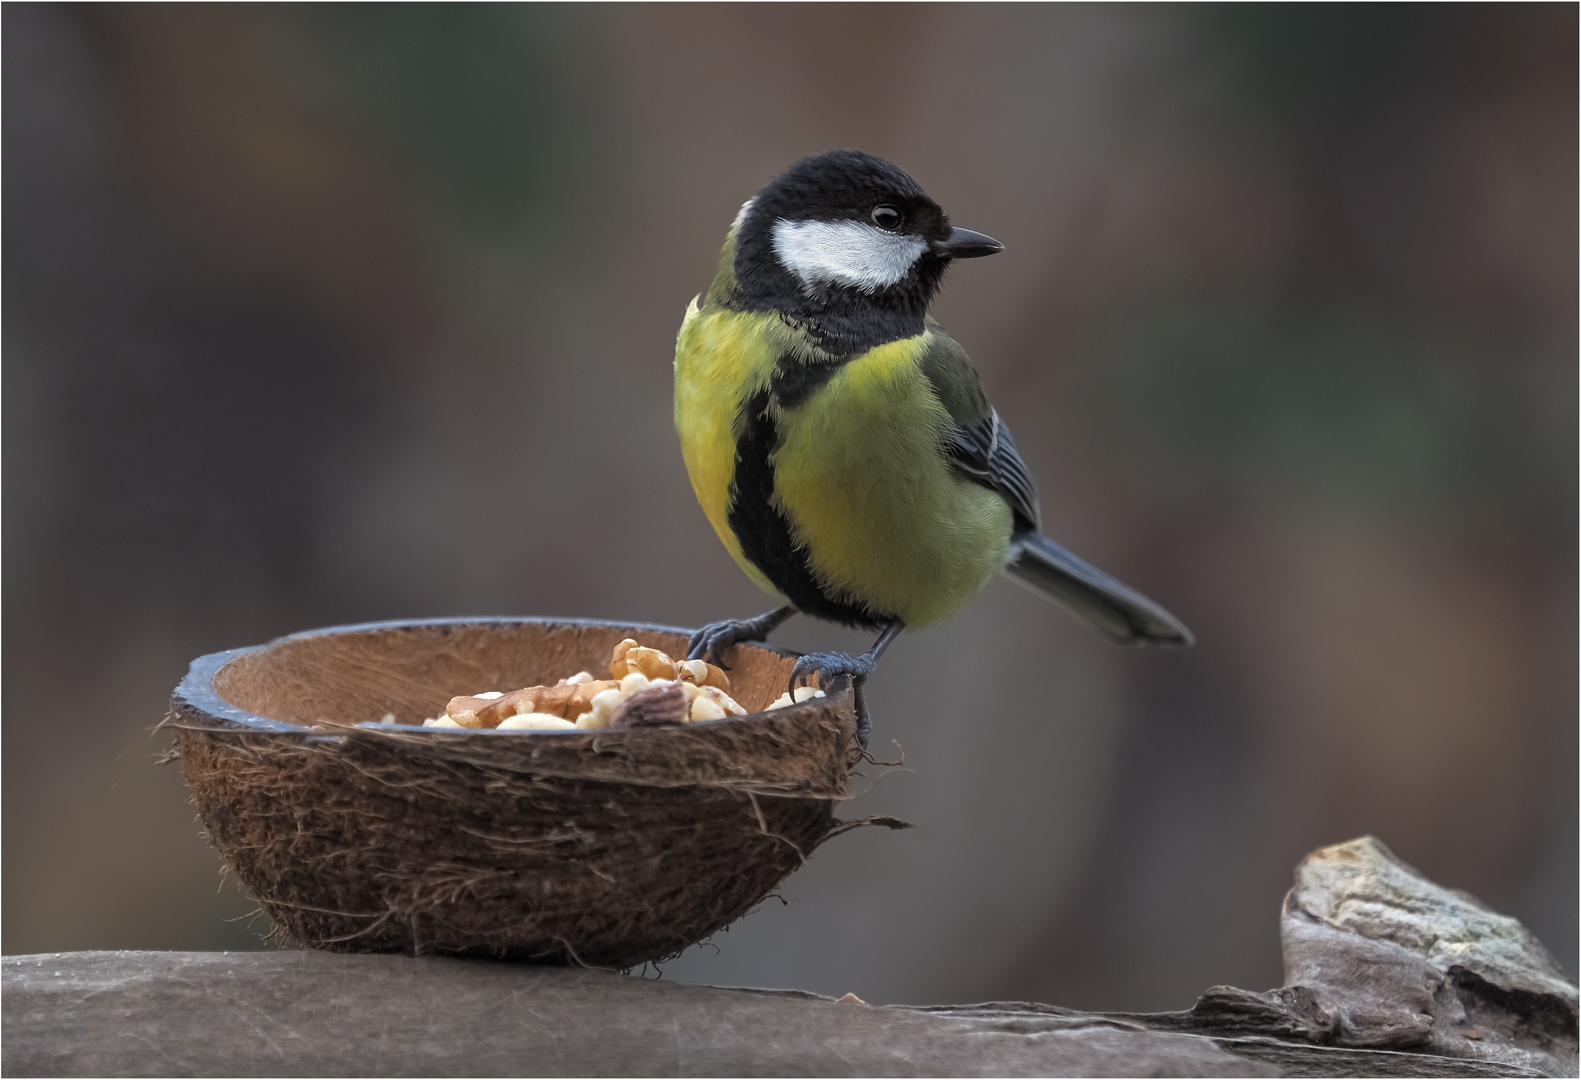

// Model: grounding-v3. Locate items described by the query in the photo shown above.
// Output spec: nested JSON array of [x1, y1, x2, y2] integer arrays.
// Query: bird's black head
[[725, 150, 1002, 355]]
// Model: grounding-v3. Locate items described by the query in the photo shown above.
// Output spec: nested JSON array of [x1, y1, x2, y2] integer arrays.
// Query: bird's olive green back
[[915, 326, 994, 431]]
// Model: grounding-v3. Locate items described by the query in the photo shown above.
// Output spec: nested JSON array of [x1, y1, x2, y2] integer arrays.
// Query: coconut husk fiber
[[165, 618, 881, 969]]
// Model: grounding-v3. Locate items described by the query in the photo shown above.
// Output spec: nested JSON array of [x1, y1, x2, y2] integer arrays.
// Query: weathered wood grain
[[3, 951, 1272, 1078], [8, 818, 1571, 1074]]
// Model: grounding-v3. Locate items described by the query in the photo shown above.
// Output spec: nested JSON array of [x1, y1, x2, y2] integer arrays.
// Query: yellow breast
[[673, 300, 780, 596], [770, 332, 1013, 627]]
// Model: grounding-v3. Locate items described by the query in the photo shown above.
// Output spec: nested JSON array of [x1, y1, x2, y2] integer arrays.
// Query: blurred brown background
[[4, 3, 1575, 1010]]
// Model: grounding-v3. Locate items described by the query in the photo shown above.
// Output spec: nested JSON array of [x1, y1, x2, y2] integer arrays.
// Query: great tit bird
[[674, 150, 1191, 742]]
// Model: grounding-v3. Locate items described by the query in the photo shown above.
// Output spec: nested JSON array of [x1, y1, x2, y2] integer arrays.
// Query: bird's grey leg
[[788, 619, 905, 748], [687, 605, 797, 668]]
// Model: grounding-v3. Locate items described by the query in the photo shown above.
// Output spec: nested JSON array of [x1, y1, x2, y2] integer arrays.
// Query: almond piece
[[497, 713, 576, 731], [697, 684, 747, 716], [690, 695, 726, 721]]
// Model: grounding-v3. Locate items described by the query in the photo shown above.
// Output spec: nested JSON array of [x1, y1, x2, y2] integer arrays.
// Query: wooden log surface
[[5, 838, 1572, 1077], [0, 948, 1558, 1078], [4, 950, 1273, 1078]]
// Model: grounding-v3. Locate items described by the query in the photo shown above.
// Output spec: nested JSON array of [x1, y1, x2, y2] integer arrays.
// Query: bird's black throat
[[724, 265, 943, 358]]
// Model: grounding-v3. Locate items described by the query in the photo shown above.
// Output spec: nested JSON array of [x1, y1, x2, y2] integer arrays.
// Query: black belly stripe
[[726, 360, 891, 630], [770, 351, 847, 411]]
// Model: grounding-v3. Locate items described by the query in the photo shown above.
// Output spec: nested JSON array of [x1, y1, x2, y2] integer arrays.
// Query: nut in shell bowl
[[166, 618, 872, 968]]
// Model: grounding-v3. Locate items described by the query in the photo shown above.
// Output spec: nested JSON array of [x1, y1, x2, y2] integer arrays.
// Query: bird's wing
[[949, 410, 1041, 533], [917, 330, 1191, 646], [918, 331, 1041, 533]]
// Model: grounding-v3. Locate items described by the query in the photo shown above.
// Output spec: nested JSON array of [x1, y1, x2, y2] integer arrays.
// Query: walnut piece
[[427, 639, 750, 731]]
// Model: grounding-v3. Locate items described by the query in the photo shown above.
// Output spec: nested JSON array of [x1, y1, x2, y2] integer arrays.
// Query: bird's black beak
[[936, 227, 1004, 259]]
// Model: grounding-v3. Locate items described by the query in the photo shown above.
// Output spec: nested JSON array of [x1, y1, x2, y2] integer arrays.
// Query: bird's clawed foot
[[788, 650, 878, 692], [687, 605, 796, 667], [790, 651, 879, 748], [786, 620, 905, 749]]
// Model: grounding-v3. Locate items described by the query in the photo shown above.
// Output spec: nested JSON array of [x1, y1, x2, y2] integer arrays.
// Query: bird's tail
[[1003, 532, 1194, 646]]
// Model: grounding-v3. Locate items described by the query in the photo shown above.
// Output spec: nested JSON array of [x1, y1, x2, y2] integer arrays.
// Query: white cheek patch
[[771, 218, 929, 293]]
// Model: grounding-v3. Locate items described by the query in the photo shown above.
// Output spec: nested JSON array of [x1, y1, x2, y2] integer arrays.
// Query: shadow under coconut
[[164, 618, 900, 969]]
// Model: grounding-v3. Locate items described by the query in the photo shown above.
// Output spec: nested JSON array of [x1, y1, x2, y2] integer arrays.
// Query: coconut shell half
[[167, 618, 867, 968]]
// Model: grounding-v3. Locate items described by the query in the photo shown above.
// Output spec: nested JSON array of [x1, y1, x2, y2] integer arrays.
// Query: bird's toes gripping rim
[[684, 628, 712, 663], [788, 651, 874, 696], [689, 620, 754, 668]]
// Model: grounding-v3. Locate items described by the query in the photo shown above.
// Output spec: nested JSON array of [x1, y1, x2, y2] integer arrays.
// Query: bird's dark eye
[[870, 205, 903, 231]]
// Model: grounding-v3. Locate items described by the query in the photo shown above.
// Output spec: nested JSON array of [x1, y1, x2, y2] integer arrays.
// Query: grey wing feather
[[923, 335, 1191, 647], [948, 410, 1040, 533]]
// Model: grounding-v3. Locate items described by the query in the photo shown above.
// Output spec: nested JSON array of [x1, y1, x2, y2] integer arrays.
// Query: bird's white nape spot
[[731, 197, 756, 234], [771, 218, 929, 294]]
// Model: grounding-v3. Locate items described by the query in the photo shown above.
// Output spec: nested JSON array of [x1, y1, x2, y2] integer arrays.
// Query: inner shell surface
[[211, 622, 796, 728]]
